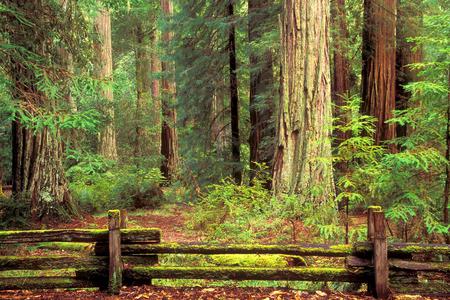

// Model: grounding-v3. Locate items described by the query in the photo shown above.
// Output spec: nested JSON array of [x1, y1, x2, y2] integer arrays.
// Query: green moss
[[28, 242, 92, 252], [108, 209, 121, 219], [390, 244, 450, 255], [367, 205, 382, 212], [0, 229, 107, 236], [209, 254, 289, 267], [121, 228, 161, 234]]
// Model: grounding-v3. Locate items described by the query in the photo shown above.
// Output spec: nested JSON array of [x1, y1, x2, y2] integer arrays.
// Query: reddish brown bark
[[361, 0, 397, 147], [160, 0, 179, 181], [248, 0, 274, 184], [395, 0, 423, 139], [445, 70, 450, 243], [332, 0, 351, 147]]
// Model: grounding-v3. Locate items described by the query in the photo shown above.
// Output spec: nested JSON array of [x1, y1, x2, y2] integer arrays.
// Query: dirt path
[[43, 204, 201, 242]]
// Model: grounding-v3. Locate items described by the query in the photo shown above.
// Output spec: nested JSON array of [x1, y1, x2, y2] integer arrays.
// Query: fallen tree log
[[123, 266, 369, 283], [0, 228, 160, 244]]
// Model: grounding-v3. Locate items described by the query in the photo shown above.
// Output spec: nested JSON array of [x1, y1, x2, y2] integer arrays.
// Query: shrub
[[67, 153, 165, 212]]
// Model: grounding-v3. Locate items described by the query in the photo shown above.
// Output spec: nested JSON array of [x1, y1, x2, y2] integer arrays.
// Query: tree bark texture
[[272, 0, 334, 203], [160, 0, 179, 181], [395, 0, 422, 139], [445, 70, 450, 243], [134, 21, 153, 158], [361, 0, 397, 147], [249, 0, 275, 183], [332, 0, 352, 148], [7, 0, 73, 220], [228, 1, 242, 184], [94, 8, 118, 160], [151, 30, 162, 157]]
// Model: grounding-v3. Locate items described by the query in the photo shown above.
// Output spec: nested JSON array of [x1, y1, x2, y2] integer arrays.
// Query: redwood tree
[[361, 0, 397, 146], [272, 0, 334, 203], [7, 0, 73, 219], [94, 7, 118, 160], [160, 0, 179, 181], [248, 0, 274, 182], [332, 0, 352, 147], [228, 0, 242, 184], [395, 0, 423, 138]]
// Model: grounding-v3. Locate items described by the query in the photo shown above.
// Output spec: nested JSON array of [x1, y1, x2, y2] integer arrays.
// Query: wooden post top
[[108, 210, 121, 230]]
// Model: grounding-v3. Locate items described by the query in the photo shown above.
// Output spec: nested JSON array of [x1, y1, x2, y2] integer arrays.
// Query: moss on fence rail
[[112, 243, 355, 257], [124, 266, 369, 283], [0, 228, 160, 244]]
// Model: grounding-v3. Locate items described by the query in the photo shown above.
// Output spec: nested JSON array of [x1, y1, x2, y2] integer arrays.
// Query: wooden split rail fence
[[0, 207, 449, 299]]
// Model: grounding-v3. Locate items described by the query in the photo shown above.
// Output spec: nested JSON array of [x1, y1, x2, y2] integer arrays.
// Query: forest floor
[[1, 204, 449, 299]]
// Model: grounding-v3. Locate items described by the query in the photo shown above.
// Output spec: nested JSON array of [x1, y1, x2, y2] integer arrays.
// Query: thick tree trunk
[[94, 8, 118, 160], [272, 0, 334, 203], [134, 22, 153, 158], [160, 0, 179, 181], [228, 1, 242, 184], [395, 0, 422, 139], [361, 0, 397, 147], [7, 0, 73, 219], [249, 0, 275, 184]]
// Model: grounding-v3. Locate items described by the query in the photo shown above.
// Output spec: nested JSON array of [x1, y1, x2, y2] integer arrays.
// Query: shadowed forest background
[[0, 0, 449, 248]]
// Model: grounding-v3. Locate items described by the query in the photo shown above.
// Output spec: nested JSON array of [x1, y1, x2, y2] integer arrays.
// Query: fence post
[[367, 205, 381, 294], [120, 209, 128, 229], [373, 210, 390, 299], [367, 206, 382, 241], [108, 210, 122, 295]]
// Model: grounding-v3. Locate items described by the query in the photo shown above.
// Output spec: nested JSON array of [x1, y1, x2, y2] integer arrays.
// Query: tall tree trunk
[[361, 0, 397, 147], [7, 0, 73, 219], [445, 70, 450, 243], [228, 1, 242, 184], [248, 0, 275, 184], [160, 0, 179, 181], [94, 8, 118, 160], [332, 0, 351, 147], [150, 30, 162, 158], [332, 0, 351, 213], [134, 21, 152, 158], [395, 0, 422, 139], [210, 88, 228, 156], [272, 0, 334, 203]]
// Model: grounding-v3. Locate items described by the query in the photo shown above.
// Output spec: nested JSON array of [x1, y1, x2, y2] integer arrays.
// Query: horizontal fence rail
[[124, 266, 370, 283], [0, 228, 160, 244], [0, 207, 449, 300]]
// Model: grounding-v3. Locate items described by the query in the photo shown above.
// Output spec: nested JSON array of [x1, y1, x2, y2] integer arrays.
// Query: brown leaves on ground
[[0, 286, 448, 300]]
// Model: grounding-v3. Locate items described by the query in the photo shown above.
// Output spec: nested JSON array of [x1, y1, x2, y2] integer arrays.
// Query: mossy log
[[0, 228, 160, 244], [0, 276, 99, 290], [123, 266, 369, 283], [102, 243, 354, 257], [0, 255, 158, 271]]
